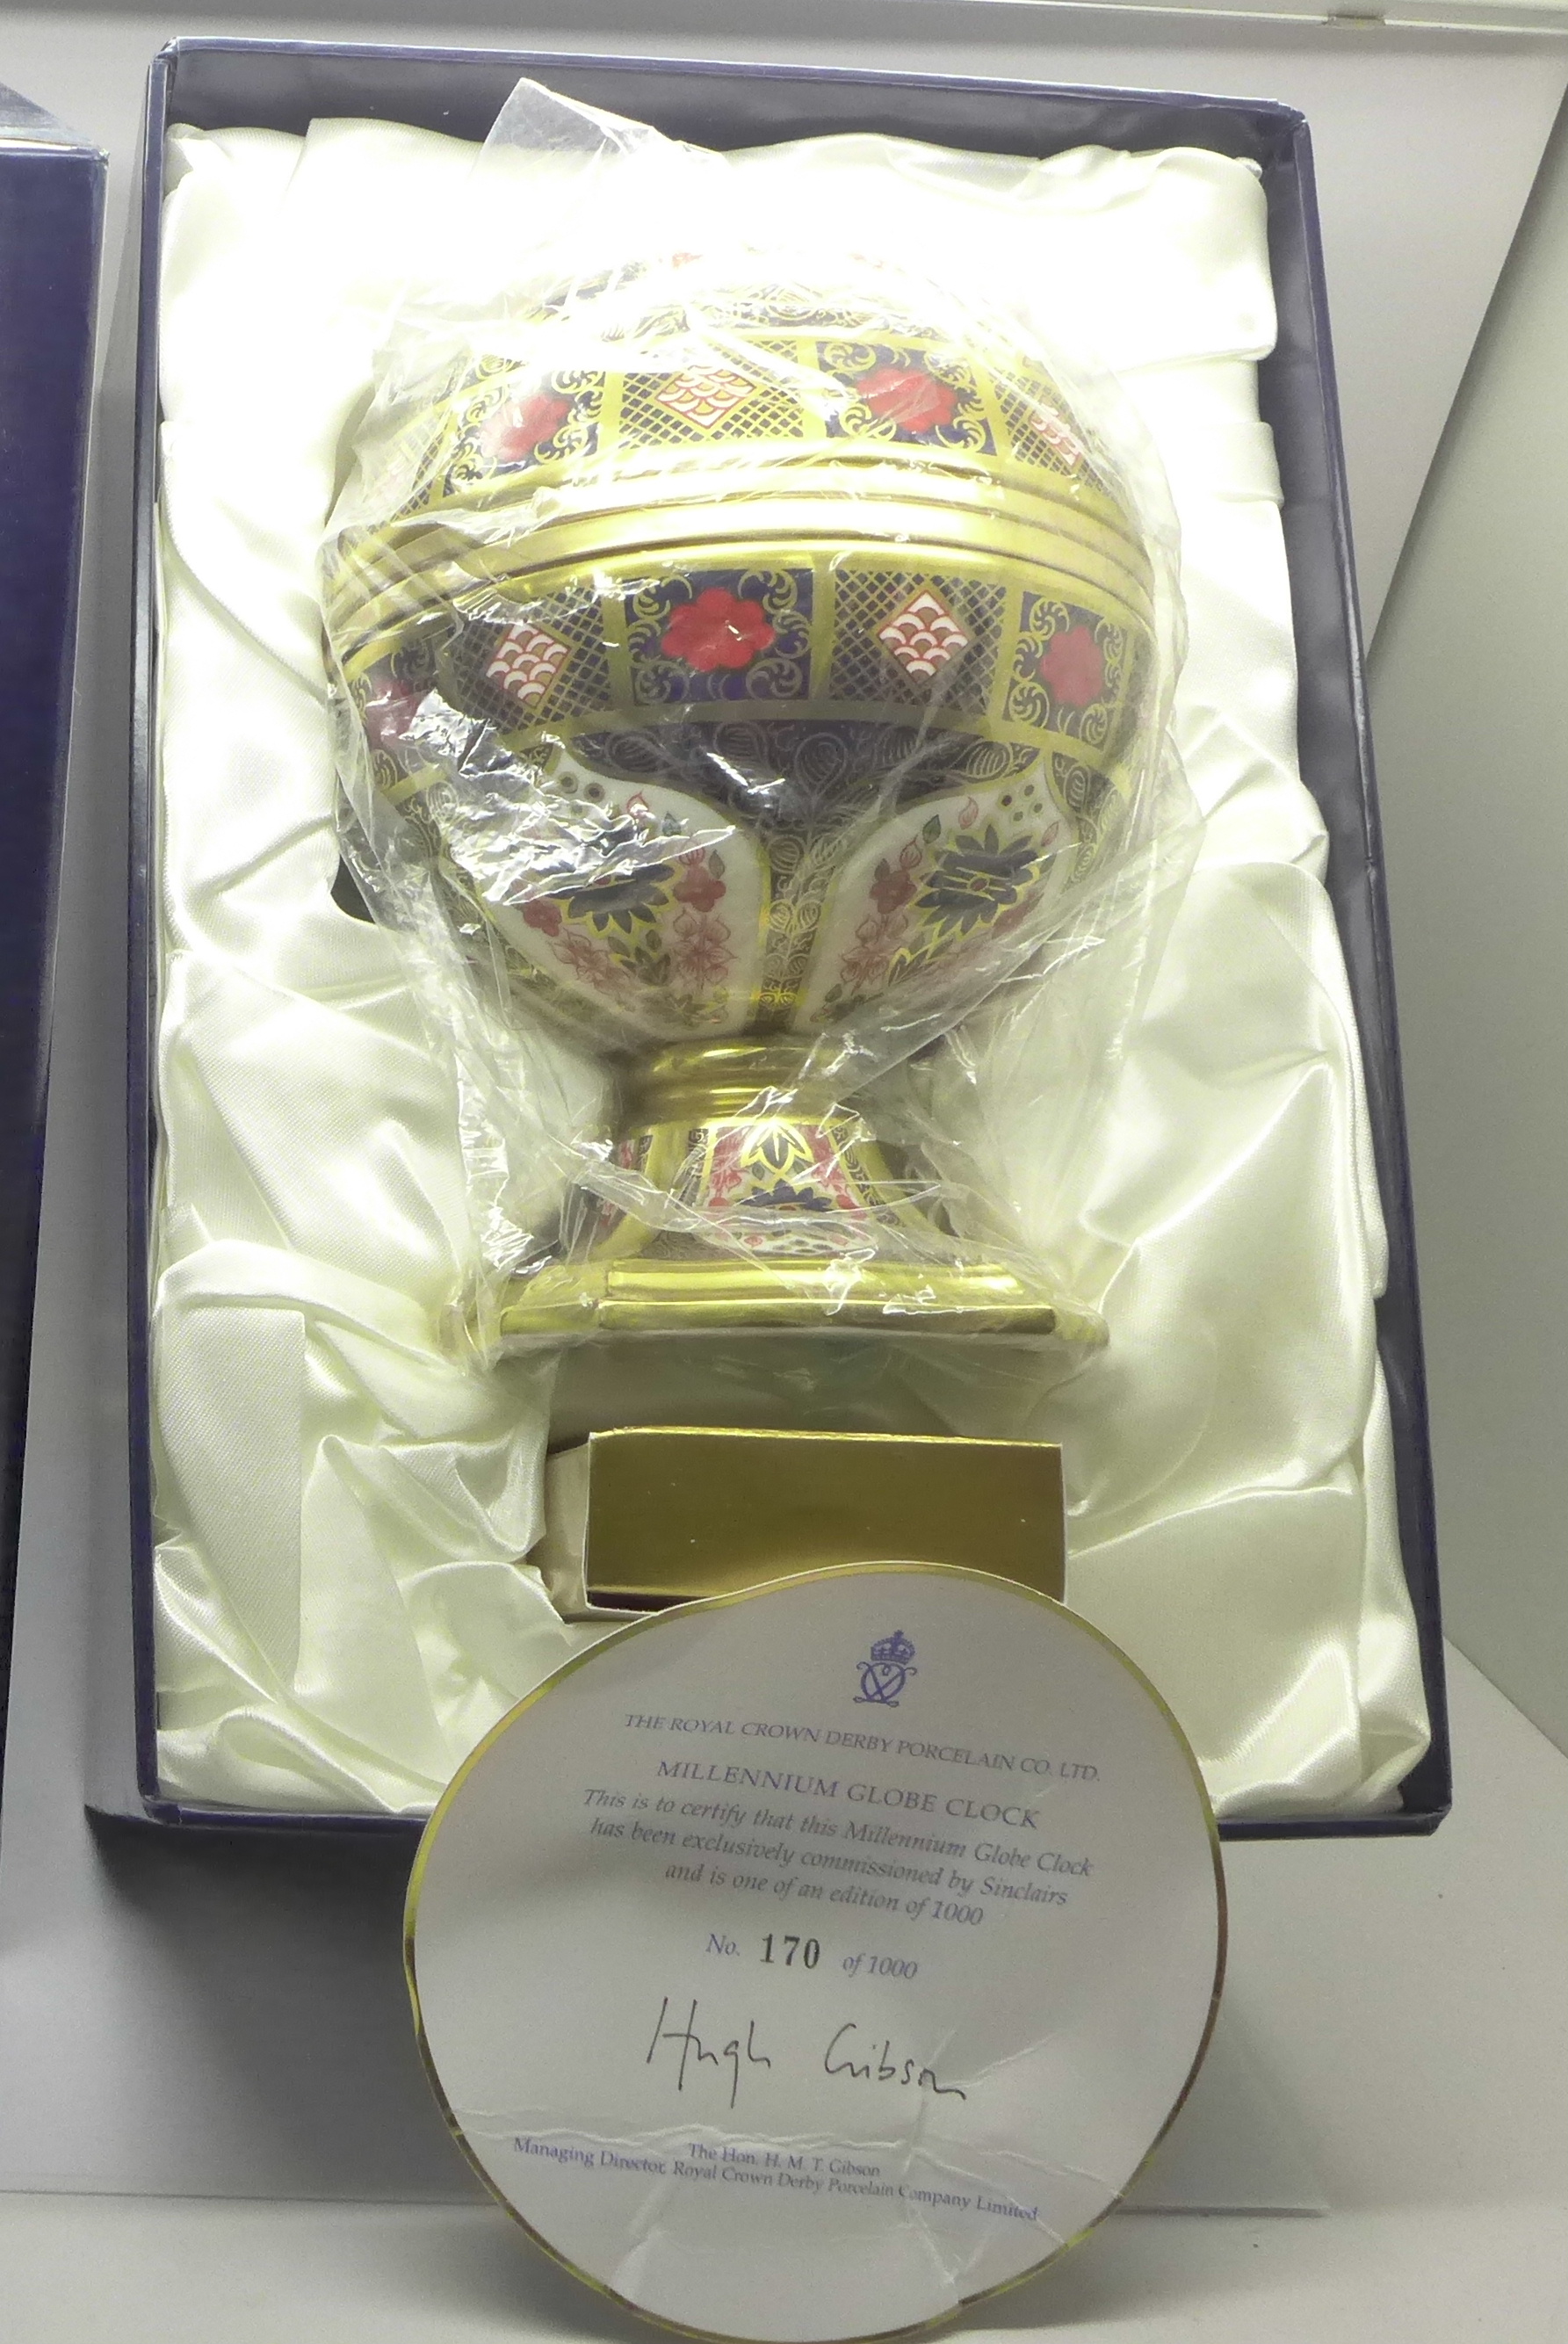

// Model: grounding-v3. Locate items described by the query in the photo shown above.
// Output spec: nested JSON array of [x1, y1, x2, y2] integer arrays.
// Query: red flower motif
[[558, 930, 631, 994], [673, 855, 726, 912], [673, 922, 733, 986], [856, 364, 959, 435], [661, 588, 776, 672], [481, 389, 571, 466], [838, 935, 893, 995], [520, 897, 563, 937], [1037, 626, 1106, 709], [870, 861, 916, 917]]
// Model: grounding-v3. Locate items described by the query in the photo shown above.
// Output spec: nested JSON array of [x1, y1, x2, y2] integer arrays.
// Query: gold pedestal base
[[494, 1254, 1102, 1340], [488, 1042, 1104, 1346]]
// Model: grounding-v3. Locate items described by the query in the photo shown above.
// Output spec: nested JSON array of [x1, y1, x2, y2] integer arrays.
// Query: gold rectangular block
[[533, 1426, 1064, 1615]]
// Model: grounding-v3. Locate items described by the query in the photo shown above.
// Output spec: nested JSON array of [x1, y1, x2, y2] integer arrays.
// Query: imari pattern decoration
[[652, 366, 756, 430], [877, 588, 972, 679], [486, 620, 572, 709], [324, 264, 1160, 1340]]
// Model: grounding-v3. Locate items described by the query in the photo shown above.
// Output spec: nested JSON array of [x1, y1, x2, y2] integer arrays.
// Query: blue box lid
[[0, 89, 103, 1813]]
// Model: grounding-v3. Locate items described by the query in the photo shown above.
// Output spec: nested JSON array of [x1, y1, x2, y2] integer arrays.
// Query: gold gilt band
[[335, 532, 1153, 807], [326, 476, 1153, 668]]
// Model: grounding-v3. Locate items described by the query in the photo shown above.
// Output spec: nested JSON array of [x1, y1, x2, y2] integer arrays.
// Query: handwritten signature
[[647, 1997, 772, 2111], [646, 2000, 968, 2110], [823, 2023, 967, 2099]]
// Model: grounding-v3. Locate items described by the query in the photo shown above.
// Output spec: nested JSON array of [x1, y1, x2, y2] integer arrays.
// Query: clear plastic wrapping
[[322, 84, 1199, 1352]]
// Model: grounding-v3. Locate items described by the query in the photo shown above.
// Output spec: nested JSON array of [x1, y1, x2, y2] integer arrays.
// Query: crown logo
[[856, 1628, 917, 1708], [871, 1629, 915, 1668]]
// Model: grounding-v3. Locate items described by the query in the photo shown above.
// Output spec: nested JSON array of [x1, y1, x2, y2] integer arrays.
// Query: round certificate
[[407, 1566, 1224, 2342]]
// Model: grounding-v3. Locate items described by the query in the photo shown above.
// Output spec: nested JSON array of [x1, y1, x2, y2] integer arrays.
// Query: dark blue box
[[0, 89, 102, 1818], [123, 38, 1448, 1839]]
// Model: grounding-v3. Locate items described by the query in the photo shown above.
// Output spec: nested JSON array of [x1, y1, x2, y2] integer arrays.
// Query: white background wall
[[1371, 88, 1568, 1759]]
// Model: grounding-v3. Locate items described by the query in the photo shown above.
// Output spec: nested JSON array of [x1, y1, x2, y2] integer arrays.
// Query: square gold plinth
[[532, 1426, 1064, 1615]]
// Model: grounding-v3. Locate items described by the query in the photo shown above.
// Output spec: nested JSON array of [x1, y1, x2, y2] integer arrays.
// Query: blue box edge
[[0, 101, 105, 1827]]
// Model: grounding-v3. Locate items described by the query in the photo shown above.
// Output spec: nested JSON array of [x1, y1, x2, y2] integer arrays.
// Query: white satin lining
[[151, 119, 1427, 1816]]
